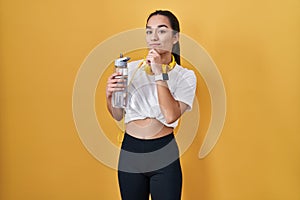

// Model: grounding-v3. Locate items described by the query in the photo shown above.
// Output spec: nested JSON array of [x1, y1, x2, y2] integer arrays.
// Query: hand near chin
[[146, 49, 163, 75]]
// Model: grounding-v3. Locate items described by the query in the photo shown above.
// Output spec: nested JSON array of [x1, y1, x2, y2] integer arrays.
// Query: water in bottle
[[112, 54, 130, 108]]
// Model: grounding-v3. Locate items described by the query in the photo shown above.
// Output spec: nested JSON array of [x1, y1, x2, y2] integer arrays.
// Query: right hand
[[106, 72, 125, 99], [146, 49, 163, 75]]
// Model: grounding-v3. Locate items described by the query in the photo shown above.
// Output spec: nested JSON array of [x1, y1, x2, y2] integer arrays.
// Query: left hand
[[146, 49, 162, 75]]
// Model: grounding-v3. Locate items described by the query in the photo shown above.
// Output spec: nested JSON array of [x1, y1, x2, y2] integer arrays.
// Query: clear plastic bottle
[[112, 54, 130, 108]]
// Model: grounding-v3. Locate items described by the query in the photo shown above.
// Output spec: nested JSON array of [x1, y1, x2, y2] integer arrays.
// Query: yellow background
[[1, 0, 299, 199]]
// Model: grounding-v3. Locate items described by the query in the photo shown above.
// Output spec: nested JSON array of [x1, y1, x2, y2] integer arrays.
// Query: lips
[[149, 43, 161, 47]]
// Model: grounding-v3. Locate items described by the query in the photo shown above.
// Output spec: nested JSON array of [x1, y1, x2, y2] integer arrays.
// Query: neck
[[159, 52, 172, 65]]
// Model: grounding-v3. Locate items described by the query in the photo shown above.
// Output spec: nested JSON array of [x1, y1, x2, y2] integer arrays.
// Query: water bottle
[[112, 54, 130, 108]]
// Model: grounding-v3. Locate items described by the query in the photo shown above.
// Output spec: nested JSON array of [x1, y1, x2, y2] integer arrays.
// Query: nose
[[151, 30, 159, 41]]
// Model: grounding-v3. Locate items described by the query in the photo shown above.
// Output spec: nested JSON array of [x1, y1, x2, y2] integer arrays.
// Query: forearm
[[106, 72, 126, 121], [156, 81, 182, 124], [106, 96, 124, 121]]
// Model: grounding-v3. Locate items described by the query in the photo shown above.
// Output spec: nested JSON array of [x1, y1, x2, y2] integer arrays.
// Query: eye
[[158, 29, 167, 34], [146, 30, 152, 35]]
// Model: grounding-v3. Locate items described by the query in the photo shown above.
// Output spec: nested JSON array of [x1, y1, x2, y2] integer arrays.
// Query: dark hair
[[146, 10, 181, 65]]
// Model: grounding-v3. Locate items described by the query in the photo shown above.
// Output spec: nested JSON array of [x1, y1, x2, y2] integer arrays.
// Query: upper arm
[[173, 70, 197, 111], [179, 101, 189, 114]]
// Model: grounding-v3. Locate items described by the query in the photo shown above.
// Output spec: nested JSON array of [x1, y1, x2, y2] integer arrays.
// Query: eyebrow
[[146, 24, 169, 29]]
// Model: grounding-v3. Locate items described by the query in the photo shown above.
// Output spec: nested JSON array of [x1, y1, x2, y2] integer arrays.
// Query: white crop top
[[124, 60, 197, 128]]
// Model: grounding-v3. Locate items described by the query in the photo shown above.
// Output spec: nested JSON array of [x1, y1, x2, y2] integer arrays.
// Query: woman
[[106, 10, 196, 200]]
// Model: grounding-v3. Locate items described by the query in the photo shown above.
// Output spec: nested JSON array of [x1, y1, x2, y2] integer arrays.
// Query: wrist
[[154, 73, 169, 81], [152, 67, 163, 75], [106, 92, 112, 100]]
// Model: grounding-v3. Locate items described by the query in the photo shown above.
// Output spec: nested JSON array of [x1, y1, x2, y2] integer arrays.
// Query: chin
[[153, 48, 171, 54]]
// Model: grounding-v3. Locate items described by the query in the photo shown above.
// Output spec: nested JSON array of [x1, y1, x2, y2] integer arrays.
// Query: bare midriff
[[126, 118, 173, 139]]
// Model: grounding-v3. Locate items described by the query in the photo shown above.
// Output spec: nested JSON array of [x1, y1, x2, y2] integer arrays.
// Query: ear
[[172, 32, 179, 44]]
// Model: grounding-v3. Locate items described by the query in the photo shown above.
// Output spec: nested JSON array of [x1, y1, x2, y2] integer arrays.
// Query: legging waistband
[[121, 132, 176, 153]]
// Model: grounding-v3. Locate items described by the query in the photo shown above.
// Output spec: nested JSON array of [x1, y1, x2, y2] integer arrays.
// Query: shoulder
[[172, 64, 196, 82], [128, 60, 143, 68], [127, 60, 143, 74]]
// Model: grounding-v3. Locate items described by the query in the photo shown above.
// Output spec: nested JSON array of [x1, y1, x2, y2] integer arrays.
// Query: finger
[[107, 78, 117, 84], [107, 79, 125, 87], [146, 56, 153, 65], [109, 72, 118, 78], [107, 86, 124, 92], [109, 78, 126, 86], [107, 73, 122, 83], [107, 86, 122, 94], [149, 49, 159, 56], [149, 48, 156, 53], [108, 72, 122, 80]]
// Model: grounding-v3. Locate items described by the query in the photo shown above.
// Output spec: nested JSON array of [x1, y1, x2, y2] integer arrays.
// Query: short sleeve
[[172, 69, 197, 111]]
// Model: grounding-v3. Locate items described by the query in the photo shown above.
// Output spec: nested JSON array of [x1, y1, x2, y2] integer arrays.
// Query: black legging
[[118, 132, 182, 200]]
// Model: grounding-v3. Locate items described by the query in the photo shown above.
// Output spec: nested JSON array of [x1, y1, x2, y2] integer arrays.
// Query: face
[[146, 15, 178, 54]]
